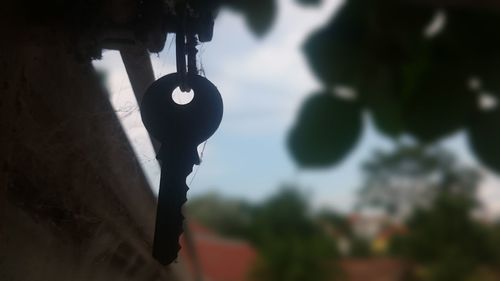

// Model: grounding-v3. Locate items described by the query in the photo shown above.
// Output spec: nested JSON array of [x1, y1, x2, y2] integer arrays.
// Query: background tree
[[187, 187, 340, 281], [356, 145, 480, 220], [391, 194, 498, 281], [348, 145, 499, 280], [317, 209, 372, 257], [249, 187, 339, 281], [186, 192, 253, 238]]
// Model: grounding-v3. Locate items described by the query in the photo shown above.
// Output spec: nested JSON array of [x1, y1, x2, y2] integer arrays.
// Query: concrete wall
[[0, 26, 182, 281]]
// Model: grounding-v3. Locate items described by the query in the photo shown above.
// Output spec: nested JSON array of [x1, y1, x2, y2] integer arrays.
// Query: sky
[[93, 0, 500, 216]]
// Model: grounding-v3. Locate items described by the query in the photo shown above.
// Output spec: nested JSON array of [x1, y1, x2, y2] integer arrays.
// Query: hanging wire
[[198, 43, 206, 77], [188, 141, 207, 185], [157, 35, 176, 77]]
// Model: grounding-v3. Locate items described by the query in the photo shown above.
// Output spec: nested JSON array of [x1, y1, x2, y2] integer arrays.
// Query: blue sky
[[93, 0, 500, 215]]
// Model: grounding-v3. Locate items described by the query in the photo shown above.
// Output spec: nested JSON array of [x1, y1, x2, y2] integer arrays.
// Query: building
[[180, 223, 257, 281]]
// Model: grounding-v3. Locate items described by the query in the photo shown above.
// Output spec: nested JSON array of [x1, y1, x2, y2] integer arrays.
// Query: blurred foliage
[[287, 0, 500, 172], [186, 192, 253, 238], [347, 237, 371, 258], [318, 209, 352, 237], [216, 0, 321, 36], [295, 0, 322, 6], [249, 187, 338, 281], [468, 108, 500, 174], [218, 0, 276, 36], [390, 194, 498, 281], [317, 209, 372, 257], [356, 144, 500, 280], [288, 92, 362, 167], [187, 188, 339, 281], [357, 145, 480, 218]]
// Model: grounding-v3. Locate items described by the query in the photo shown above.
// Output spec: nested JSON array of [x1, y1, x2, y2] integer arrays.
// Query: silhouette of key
[[140, 72, 223, 265]]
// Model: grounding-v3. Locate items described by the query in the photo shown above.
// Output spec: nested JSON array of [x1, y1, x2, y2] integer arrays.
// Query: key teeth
[[154, 251, 179, 265], [153, 225, 183, 265], [153, 203, 186, 265], [153, 158, 194, 265]]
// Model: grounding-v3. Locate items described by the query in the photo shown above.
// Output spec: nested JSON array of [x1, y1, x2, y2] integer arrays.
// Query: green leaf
[[467, 108, 500, 173], [302, 0, 368, 87], [287, 91, 362, 168], [244, 2, 275, 36], [402, 63, 475, 143], [303, 0, 432, 88], [370, 98, 404, 138], [295, 0, 321, 7], [221, 0, 276, 36], [398, 8, 500, 143], [443, 9, 500, 68], [360, 68, 404, 138]]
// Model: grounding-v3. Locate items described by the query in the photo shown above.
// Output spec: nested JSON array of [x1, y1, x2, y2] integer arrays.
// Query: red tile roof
[[180, 223, 409, 281], [339, 258, 410, 281], [180, 222, 257, 281]]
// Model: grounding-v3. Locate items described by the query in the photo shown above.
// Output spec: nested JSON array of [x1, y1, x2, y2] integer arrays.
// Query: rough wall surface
[[0, 26, 182, 281]]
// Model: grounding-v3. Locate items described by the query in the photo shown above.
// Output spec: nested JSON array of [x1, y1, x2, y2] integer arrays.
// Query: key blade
[[153, 148, 197, 265]]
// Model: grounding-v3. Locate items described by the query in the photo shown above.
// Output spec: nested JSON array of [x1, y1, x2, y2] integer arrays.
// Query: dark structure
[[0, 0, 213, 280]]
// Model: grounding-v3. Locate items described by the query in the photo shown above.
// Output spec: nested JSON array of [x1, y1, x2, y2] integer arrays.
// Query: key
[[140, 72, 223, 265]]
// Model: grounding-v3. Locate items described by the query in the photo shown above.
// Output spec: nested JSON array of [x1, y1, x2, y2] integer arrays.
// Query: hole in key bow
[[172, 87, 194, 105]]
